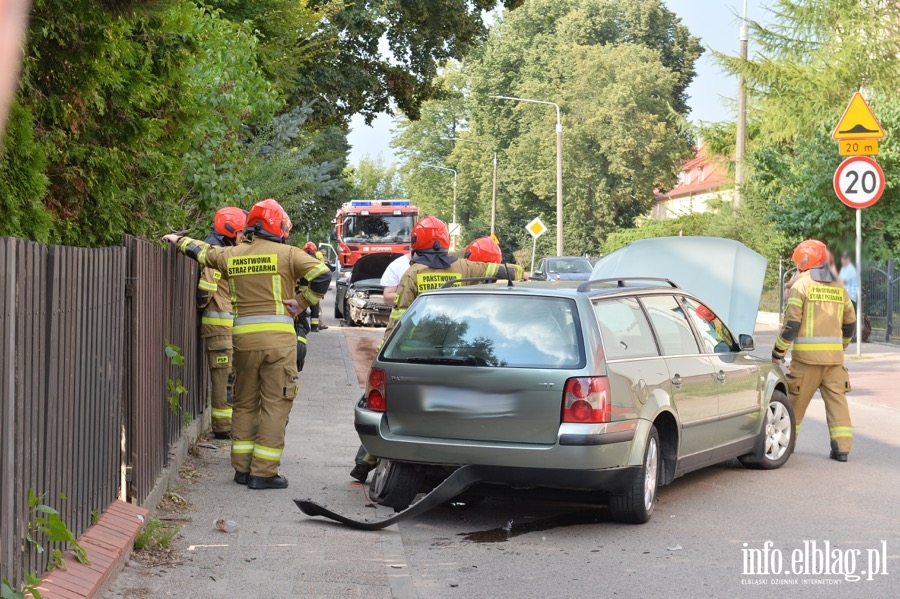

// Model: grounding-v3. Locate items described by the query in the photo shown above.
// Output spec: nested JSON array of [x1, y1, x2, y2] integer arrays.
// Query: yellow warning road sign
[[832, 92, 886, 140], [489, 232, 500, 244]]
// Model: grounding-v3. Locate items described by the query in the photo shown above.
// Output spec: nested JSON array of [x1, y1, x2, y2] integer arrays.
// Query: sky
[[346, 0, 771, 166]]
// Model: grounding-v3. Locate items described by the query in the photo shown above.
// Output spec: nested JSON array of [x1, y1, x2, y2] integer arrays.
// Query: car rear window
[[382, 293, 585, 369]]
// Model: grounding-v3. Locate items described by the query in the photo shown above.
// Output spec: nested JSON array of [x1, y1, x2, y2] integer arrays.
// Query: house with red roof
[[652, 145, 733, 219]]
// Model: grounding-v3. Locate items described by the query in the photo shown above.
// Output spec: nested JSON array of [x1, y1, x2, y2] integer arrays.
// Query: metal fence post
[[887, 258, 895, 342]]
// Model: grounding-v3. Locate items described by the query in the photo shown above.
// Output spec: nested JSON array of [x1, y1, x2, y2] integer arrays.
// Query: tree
[[0, 103, 52, 241], [393, 68, 470, 225], [243, 106, 348, 241], [300, 0, 525, 124], [5, 0, 284, 245], [715, 0, 900, 260], [345, 156, 406, 201], [460, 0, 702, 255]]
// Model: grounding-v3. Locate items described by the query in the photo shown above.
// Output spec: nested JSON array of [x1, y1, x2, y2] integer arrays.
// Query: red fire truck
[[331, 200, 420, 267]]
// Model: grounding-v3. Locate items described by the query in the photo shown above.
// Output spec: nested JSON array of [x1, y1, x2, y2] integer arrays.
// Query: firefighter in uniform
[[773, 239, 856, 462], [196, 207, 247, 439], [304, 241, 329, 332], [165, 198, 332, 489], [349, 227, 520, 482]]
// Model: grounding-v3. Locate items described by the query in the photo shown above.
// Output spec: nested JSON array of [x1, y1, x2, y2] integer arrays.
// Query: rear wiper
[[405, 355, 483, 366]]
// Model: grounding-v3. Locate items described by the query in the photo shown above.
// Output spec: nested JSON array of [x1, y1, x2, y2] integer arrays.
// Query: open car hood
[[590, 236, 767, 336], [349, 252, 405, 285]]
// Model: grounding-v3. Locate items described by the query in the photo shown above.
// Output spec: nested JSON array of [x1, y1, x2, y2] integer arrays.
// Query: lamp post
[[448, 137, 498, 237], [490, 95, 563, 256], [734, 0, 748, 208], [423, 164, 458, 250]]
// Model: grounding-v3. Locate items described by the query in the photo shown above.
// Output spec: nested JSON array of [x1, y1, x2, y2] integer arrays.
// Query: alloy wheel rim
[[763, 401, 791, 461], [644, 438, 658, 510], [370, 460, 391, 496]]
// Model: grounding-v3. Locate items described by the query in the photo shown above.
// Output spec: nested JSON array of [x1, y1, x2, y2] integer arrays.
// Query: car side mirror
[[532, 271, 545, 281], [738, 334, 755, 351]]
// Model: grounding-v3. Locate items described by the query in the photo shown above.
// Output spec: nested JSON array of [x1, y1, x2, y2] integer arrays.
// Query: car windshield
[[546, 258, 593, 274], [382, 293, 585, 369], [342, 214, 414, 243]]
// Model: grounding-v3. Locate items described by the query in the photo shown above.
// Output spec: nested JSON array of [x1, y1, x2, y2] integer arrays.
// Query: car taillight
[[365, 367, 387, 412], [562, 377, 610, 423]]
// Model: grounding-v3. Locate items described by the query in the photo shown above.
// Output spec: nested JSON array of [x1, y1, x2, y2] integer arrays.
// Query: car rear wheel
[[369, 459, 423, 512], [609, 426, 659, 524], [739, 390, 795, 470]]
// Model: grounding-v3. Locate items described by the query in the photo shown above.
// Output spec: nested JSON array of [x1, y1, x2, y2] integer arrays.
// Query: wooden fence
[[0, 235, 207, 588]]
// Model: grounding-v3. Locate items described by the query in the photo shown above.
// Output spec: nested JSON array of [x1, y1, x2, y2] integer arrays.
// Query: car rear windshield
[[382, 293, 585, 369]]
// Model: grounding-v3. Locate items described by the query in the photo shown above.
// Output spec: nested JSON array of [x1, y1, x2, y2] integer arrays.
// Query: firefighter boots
[[248, 474, 289, 490]]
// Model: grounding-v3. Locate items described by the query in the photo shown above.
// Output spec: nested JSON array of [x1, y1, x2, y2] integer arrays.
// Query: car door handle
[[716, 370, 726, 382], [671, 374, 682, 389]]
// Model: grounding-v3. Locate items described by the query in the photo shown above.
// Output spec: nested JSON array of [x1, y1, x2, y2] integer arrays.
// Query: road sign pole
[[856, 208, 862, 357], [531, 236, 537, 275]]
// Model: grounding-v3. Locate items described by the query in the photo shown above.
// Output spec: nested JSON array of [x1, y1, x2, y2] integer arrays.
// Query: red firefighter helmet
[[792, 239, 827, 271], [247, 198, 291, 239], [410, 216, 450, 251], [696, 305, 716, 322], [303, 241, 317, 253], [213, 207, 248, 239], [464, 236, 502, 264]]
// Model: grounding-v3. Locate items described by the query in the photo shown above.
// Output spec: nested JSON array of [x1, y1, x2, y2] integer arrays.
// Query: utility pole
[[734, 0, 748, 208], [491, 151, 498, 236], [448, 137, 499, 236]]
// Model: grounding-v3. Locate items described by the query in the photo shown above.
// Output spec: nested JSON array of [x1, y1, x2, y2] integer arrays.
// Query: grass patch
[[133, 518, 178, 552], [159, 490, 191, 513]]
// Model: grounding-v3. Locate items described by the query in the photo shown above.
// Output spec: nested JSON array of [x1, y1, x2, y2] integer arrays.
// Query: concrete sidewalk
[[104, 306, 409, 598]]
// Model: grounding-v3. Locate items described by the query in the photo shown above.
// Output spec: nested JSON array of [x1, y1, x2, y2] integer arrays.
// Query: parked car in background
[[531, 256, 594, 281], [354, 237, 793, 523], [335, 252, 404, 327]]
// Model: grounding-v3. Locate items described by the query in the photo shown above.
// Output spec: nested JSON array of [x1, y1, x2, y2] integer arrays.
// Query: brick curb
[[36, 501, 149, 599]]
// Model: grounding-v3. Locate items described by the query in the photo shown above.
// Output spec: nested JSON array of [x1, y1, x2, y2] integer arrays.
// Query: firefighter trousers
[[785, 360, 853, 453], [230, 345, 299, 478], [204, 337, 233, 434]]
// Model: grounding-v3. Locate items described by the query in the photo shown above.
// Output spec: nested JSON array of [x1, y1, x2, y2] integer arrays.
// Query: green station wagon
[[354, 237, 794, 523]]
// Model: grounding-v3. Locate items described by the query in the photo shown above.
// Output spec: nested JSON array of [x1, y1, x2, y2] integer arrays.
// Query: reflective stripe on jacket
[[198, 267, 234, 339], [778, 271, 855, 365]]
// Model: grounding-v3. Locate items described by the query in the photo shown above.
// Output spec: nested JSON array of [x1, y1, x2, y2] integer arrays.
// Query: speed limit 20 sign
[[833, 156, 885, 209]]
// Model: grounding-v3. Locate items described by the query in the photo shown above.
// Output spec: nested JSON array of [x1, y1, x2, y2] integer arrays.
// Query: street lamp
[[448, 137, 498, 237], [423, 163, 458, 250], [735, 0, 748, 209], [490, 94, 563, 256]]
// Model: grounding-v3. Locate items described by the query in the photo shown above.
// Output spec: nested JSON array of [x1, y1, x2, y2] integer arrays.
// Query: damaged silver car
[[354, 237, 794, 523], [335, 252, 404, 327]]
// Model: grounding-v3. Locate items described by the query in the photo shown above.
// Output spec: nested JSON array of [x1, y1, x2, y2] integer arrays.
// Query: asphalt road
[[105, 308, 900, 599]]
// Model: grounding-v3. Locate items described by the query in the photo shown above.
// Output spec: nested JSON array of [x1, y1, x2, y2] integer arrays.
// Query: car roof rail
[[576, 277, 679, 293], [439, 277, 500, 289]]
